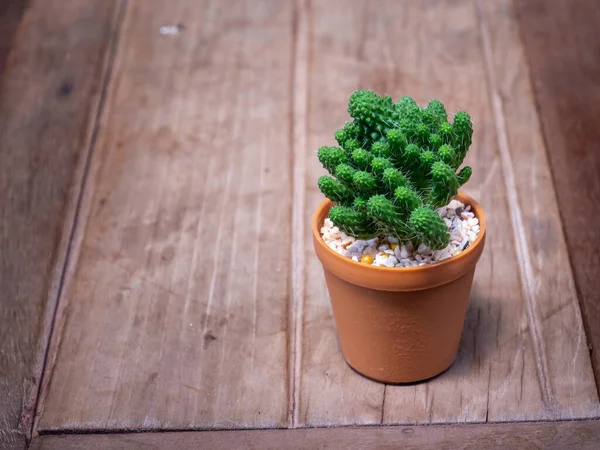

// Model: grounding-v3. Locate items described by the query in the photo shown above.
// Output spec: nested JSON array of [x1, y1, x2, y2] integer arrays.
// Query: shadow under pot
[[312, 191, 487, 383]]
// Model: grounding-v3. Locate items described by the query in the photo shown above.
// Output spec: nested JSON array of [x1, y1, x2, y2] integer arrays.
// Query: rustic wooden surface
[[36, 0, 294, 432], [0, 1, 121, 449], [300, 0, 598, 427], [514, 0, 600, 391], [1, 0, 599, 448], [29, 420, 600, 450], [0, 0, 29, 77]]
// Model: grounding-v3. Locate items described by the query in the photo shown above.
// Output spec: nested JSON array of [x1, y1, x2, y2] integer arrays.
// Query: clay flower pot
[[312, 191, 486, 383]]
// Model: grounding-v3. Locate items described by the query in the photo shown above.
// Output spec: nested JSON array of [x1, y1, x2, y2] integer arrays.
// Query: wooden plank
[[300, 0, 599, 427], [0, 1, 121, 449], [36, 0, 294, 432], [0, 0, 29, 77], [513, 0, 600, 391], [30, 420, 600, 450], [477, 0, 599, 421], [299, 0, 386, 426]]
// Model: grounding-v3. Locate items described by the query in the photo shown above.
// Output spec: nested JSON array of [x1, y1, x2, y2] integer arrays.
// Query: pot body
[[312, 192, 486, 383]]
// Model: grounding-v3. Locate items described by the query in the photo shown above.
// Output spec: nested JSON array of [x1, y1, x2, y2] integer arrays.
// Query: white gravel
[[320, 199, 480, 268]]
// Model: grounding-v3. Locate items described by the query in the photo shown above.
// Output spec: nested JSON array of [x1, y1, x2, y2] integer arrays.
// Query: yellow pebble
[[361, 254, 374, 264], [390, 243, 399, 250], [452, 249, 462, 256]]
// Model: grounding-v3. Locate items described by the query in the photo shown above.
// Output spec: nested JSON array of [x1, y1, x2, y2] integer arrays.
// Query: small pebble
[[400, 245, 410, 259], [417, 243, 431, 254], [382, 256, 398, 267], [159, 24, 184, 35], [340, 238, 353, 247], [365, 247, 378, 257]]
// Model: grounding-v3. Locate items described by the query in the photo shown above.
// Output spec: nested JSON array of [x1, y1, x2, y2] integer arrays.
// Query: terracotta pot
[[312, 191, 486, 383]]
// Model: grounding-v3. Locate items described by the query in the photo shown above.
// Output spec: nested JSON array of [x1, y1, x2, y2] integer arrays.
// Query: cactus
[[318, 90, 474, 250]]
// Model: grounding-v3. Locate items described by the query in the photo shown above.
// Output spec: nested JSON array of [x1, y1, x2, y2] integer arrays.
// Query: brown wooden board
[[0, 0, 29, 76], [36, 0, 295, 432], [0, 1, 121, 449], [476, 0, 599, 421], [30, 420, 600, 450], [514, 0, 600, 391], [32, 0, 600, 435], [299, 0, 598, 427]]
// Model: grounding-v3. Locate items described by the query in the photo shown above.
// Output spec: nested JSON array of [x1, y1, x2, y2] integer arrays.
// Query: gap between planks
[[27, 419, 600, 450], [288, 0, 311, 429], [29, 0, 129, 438], [30, 417, 600, 438], [475, 0, 556, 413]]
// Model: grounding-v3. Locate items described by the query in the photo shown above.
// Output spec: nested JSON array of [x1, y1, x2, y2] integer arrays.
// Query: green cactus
[[371, 141, 391, 158], [318, 176, 353, 205], [427, 99, 448, 124], [382, 167, 410, 192], [318, 90, 474, 250], [409, 207, 450, 250], [334, 163, 356, 186], [329, 206, 375, 239], [371, 157, 394, 175], [437, 144, 456, 167], [318, 146, 349, 173], [439, 122, 453, 144], [335, 122, 360, 147], [457, 166, 472, 186], [353, 197, 369, 212], [348, 90, 399, 140], [353, 171, 378, 195], [367, 195, 411, 239], [428, 133, 442, 151], [351, 148, 373, 170], [395, 186, 421, 215], [342, 138, 361, 154]]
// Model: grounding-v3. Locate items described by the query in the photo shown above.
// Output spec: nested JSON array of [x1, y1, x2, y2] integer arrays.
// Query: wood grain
[[36, 0, 295, 432], [0, 0, 29, 77], [31, 420, 600, 450], [476, 0, 599, 421], [300, 0, 386, 426], [0, 1, 121, 448], [514, 0, 600, 391], [300, 0, 599, 427]]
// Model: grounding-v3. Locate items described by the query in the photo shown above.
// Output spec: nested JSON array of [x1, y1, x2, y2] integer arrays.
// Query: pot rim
[[312, 191, 487, 291]]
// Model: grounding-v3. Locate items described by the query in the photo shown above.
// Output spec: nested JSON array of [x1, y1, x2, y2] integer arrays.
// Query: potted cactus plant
[[311, 90, 486, 383]]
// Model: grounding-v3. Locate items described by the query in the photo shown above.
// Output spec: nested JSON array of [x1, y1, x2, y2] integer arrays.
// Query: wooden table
[[2, 0, 600, 448]]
